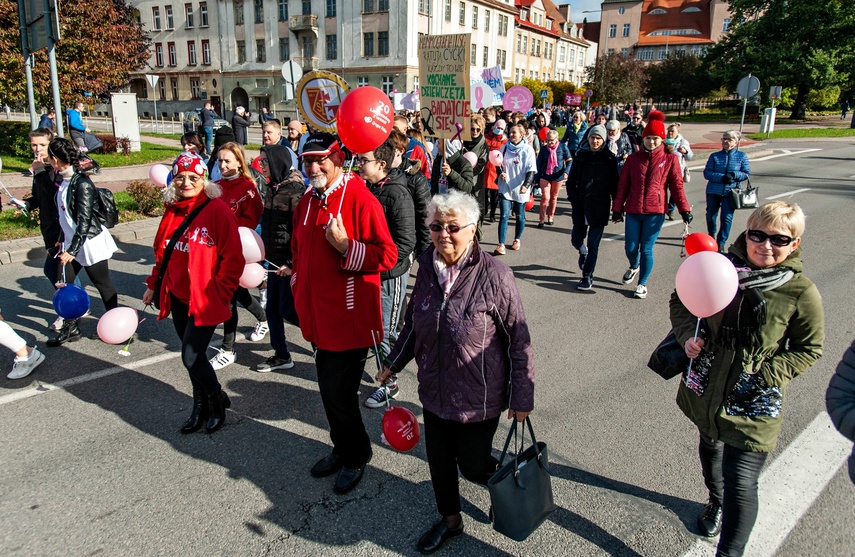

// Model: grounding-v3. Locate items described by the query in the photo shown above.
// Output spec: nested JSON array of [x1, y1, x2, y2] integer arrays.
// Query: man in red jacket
[[291, 133, 397, 494]]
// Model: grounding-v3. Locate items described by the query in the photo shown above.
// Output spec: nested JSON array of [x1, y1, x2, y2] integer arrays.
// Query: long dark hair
[[47, 138, 82, 171], [180, 132, 205, 154]]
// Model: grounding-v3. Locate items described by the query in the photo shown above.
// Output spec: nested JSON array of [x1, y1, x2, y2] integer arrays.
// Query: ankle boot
[[180, 386, 209, 434], [46, 319, 82, 347], [205, 390, 231, 433]]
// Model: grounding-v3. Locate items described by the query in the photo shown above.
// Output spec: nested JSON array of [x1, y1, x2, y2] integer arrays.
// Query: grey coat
[[827, 339, 855, 483]]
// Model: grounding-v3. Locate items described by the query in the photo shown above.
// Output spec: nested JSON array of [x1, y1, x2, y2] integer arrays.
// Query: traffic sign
[[769, 86, 782, 100], [585, 88, 594, 98], [737, 75, 761, 98], [145, 74, 159, 88], [281, 61, 303, 84], [540, 89, 549, 99]]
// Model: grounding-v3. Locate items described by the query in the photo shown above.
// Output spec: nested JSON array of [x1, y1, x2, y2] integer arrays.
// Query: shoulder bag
[[487, 417, 556, 541], [648, 331, 691, 380], [729, 178, 759, 210], [152, 199, 210, 309]]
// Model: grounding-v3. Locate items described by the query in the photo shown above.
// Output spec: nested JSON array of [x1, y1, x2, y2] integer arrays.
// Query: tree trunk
[[790, 83, 809, 120]]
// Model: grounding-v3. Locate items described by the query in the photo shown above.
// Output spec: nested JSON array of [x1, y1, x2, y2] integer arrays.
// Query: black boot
[[205, 390, 231, 433], [46, 319, 82, 347], [180, 386, 209, 434]]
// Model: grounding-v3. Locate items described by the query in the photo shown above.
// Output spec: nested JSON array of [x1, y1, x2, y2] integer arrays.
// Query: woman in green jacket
[[670, 201, 824, 557]]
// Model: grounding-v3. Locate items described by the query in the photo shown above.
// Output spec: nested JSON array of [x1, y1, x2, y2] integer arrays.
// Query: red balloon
[[685, 233, 718, 256], [525, 196, 535, 211], [337, 86, 394, 154], [382, 406, 420, 452], [538, 127, 549, 142]]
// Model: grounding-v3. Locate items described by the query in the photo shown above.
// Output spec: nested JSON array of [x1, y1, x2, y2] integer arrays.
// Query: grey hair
[[723, 129, 741, 140], [163, 177, 222, 204], [546, 130, 559, 141], [426, 190, 480, 228]]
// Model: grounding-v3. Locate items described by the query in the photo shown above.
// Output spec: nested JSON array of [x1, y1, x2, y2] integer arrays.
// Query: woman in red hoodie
[[483, 119, 508, 222], [142, 153, 243, 434], [208, 142, 266, 371]]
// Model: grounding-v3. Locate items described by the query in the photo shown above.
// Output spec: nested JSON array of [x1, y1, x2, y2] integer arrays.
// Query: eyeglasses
[[746, 229, 796, 247], [428, 222, 474, 234], [356, 157, 380, 166], [302, 155, 330, 166], [173, 175, 202, 184], [722, 137, 737, 143]]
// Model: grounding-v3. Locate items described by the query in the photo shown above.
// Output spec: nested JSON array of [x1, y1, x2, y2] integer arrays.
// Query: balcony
[[289, 14, 318, 32], [292, 56, 319, 71]]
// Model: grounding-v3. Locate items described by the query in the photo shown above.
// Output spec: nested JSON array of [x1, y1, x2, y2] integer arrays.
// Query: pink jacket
[[612, 146, 690, 215]]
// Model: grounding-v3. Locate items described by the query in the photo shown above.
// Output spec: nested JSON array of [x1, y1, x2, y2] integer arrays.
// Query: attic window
[[649, 29, 702, 36], [546, 20, 551, 30], [649, 8, 667, 14], [682, 7, 701, 12], [520, 9, 527, 21]]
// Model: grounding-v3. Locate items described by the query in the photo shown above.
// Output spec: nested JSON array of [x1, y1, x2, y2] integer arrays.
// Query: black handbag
[[487, 417, 555, 541], [648, 331, 690, 380], [729, 178, 759, 210], [152, 199, 210, 309]]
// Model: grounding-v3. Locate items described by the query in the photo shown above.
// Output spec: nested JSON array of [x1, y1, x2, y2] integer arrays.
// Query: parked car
[[182, 109, 228, 134]]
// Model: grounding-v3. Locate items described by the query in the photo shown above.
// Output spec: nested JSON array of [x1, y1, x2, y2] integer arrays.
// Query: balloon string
[[686, 317, 701, 374], [369, 330, 389, 410]]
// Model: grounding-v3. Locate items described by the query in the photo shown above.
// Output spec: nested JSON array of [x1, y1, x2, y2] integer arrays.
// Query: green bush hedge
[[0, 121, 34, 158]]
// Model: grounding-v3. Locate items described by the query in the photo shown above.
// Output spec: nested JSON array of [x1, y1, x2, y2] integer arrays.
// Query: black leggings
[[170, 295, 221, 394], [698, 431, 768, 557], [62, 259, 118, 311], [487, 190, 500, 220], [221, 287, 266, 352]]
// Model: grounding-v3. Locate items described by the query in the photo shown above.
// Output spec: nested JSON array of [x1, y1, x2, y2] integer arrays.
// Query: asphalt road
[[0, 139, 853, 556]]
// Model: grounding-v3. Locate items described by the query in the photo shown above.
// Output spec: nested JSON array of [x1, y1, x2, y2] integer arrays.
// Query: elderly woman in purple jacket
[[379, 189, 535, 554]]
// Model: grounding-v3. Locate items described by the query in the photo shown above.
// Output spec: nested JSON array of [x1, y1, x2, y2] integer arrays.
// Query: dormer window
[[520, 9, 527, 21], [682, 7, 701, 12], [546, 20, 552, 30], [649, 8, 667, 14]]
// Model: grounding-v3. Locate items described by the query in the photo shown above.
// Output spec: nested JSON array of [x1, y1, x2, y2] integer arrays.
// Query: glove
[[726, 171, 738, 183], [611, 211, 624, 223], [681, 211, 694, 224]]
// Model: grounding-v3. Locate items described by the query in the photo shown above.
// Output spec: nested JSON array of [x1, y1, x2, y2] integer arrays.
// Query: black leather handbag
[[648, 331, 690, 380], [487, 417, 555, 541], [729, 179, 759, 210]]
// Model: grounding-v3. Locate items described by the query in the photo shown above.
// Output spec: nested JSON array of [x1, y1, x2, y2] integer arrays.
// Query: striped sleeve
[[342, 239, 367, 271]]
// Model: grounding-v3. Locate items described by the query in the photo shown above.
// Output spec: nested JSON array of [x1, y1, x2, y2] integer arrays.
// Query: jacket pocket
[[724, 371, 783, 418]]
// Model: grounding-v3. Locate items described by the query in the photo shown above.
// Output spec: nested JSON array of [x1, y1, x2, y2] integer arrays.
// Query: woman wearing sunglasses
[[669, 201, 824, 557]]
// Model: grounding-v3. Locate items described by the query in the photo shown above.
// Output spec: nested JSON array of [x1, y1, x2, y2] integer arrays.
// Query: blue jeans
[[571, 224, 605, 278], [706, 193, 734, 250], [201, 126, 214, 155], [623, 213, 665, 286], [265, 272, 299, 359], [498, 197, 526, 245]]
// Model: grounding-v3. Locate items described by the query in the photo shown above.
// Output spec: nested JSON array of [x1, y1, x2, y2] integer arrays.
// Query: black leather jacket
[[23, 166, 62, 250], [64, 173, 104, 256]]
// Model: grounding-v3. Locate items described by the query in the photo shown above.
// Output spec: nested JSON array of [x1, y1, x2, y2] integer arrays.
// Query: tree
[[703, 0, 855, 119], [585, 54, 648, 105], [519, 77, 552, 108], [0, 0, 150, 107], [645, 54, 716, 114], [546, 80, 579, 107]]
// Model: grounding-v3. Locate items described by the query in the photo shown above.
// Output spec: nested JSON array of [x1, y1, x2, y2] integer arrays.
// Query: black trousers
[[486, 190, 500, 220], [315, 347, 372, 468], [170, 295, 221, 394], [698, 431, 768, 557], [222, 287, 266, 352], [424, 409, 500, 517], [63, 259, 118, 311]]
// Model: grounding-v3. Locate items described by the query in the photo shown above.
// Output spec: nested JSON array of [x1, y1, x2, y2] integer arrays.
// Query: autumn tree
[[703, 0, 855, 119], [546, 80, 579, 107], [585, 54, 648, 105], [645, 54, 716, 113], [0, 0, 150, 107]]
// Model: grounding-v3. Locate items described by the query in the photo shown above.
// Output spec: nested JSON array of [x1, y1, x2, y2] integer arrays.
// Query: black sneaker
[[578, 252, 587, 270], [622, 267, 639, 285], [577, 276, 593, 291], [255, 354, 295, 373], [697, 501, 723, 537], [364, 383, 399, 408]]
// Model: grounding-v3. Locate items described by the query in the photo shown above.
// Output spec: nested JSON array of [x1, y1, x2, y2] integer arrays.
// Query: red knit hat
[[642, 110, 666, 139]]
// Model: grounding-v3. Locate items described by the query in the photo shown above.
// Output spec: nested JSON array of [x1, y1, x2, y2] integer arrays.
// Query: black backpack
[[96, 187, 118, 228]]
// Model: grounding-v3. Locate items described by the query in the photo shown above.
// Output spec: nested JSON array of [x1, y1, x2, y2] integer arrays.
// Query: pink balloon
[[97, 307, 139, 344], [463, 151, 478, 167], [238, 226, 265, 264], [489, 150, 503, 166], [239, 263, 266, 289], [149, 164, 171, 187], [675, 252, 739, 318]]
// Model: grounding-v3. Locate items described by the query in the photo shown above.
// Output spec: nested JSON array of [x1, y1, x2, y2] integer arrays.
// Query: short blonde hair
[[746, 201, 806, 238], [470, 114, 485, 128]]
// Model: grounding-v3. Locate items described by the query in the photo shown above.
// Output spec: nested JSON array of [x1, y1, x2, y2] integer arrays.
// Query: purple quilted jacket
[[385, 243, 535, 423]]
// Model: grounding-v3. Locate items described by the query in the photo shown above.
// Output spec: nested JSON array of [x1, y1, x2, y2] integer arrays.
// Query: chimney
[[558, 3, 571, 21]]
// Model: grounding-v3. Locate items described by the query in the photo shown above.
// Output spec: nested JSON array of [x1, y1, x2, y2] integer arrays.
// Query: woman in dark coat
[[827, 339, 855, 485], [231, 107, 251, 145]]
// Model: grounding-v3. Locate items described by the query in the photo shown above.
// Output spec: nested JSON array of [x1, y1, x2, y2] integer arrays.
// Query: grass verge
[[0, 143, 181, 174], [747, 128, 855, 140]]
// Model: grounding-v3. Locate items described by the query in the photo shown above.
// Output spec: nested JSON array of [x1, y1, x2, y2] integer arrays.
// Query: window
[[472, 6, 478, 28], [141, 82, 148, 99], [171, 78, 178, 101], [256, 39, 266, 62], [185, 4, 194, 28], [152, 7, 161, 30], [155, 43, 164, 66], [621, 47, 629, 57], [482, 46, 488, 66], [234, 0, 244, 25], [530, 38, 536, 56], [254, 0, 263, 23], [618, 7, 625, 15], [723, 18, 731, 32], [484, 9, 490, 32], [325, 34, 337, 59], [278, 0, 287, 21], [459, 1, 465, 25], [657, 46, 667, 59], [190, 78, 201, 99], [378, 31, 389, 56], [514, 68, 520, 82], [609, 24, 616, 38], [165, 5, 174, 29], [199, 3, 208, 26], [623, 23, 630, 37], [202, 40, 211, 64], [363, 32, 374, 56], [358, 77, 368, 87], [327, 0, 336, 17], [382, 76, 393, 95], [546, 20, 552, 30], [569, 49, 575, 65], [649, 8, 667, 14], [187, 41, 197, 65], [279, 37, 290, 61], [302, 0, 311, 14], [499, 14, 508, 36], [558, 45, 565, 63], [497, 49, 506, 70], [608, 48, 615, 56], [167, 42, 177, 66], [516, 34, 521, 53], [158, 80, 166, 100], [649, 29, 702, 36], [379, 0, 389, 11], [418, 0, 431, 16], [237, 40, 246, 63], [444, 0, 451, 22], [302, 35, 313, 57], [470, 43, 476, 65], [682, 6, 701, 12], [519, 9, 527, 21], [363, 0, 374, 12], [413, 76, 419, 90]]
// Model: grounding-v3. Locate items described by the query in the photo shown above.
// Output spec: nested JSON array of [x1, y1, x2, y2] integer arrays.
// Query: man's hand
[[441, 162, 452, 177], [325, 214, 349, 254]]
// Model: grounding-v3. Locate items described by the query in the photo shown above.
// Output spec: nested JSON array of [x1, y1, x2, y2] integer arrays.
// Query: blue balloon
[[53, 284, 90, 319]]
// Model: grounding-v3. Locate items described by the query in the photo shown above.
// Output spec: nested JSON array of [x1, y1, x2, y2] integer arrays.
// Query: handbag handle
[[496, 417, 547, 485]]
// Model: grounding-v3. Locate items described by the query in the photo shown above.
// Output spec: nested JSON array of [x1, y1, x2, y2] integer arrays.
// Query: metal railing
[[292, 56, 319, 71]]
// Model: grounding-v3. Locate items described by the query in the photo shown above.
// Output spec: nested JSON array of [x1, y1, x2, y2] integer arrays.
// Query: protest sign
[[565, 93, 583, 106], [503, 86, 534, 112], [480, 65, 506, 105], [418, 33, 471, 140]]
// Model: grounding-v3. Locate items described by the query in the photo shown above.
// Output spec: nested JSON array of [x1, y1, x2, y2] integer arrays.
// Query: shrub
[[116, 136, 132, 156], [95, 134, 118, 154], [126, 180, 165, 216], [0, 121, 34, 158]]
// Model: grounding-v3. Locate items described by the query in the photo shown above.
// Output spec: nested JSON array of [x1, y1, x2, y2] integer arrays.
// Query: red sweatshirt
[[217, 175, 263, 228], [290, 172, 397, 352]]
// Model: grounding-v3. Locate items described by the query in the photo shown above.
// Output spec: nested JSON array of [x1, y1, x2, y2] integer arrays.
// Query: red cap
[[642, 110, 666, 139]]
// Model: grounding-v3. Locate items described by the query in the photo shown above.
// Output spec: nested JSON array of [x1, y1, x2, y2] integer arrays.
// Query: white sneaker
[[622, 267, 640, 285], [249, 321, 269, 342], [634, 285, 648, 299], [50, 316, 64, 331], [209, 349, 236, 370], [8, 347, 45, 380]]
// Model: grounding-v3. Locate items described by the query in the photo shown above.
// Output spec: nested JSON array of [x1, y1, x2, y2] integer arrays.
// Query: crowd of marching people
[[2, 98, 851, 557]]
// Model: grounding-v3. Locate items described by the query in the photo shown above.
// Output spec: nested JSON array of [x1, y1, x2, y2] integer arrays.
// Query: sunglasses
[[428, 222, 473, 234], [746, 229, 796, 247]]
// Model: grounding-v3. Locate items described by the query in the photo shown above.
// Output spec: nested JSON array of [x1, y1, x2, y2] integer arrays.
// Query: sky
[[559, 0, 604, 24]]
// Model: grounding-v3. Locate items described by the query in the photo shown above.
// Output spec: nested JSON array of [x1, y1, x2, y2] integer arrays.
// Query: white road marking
[[681, 412, 851, 557], [0, 352, 180, 406], [749, 148, 821, 162], [766, 188, 811, 200]]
